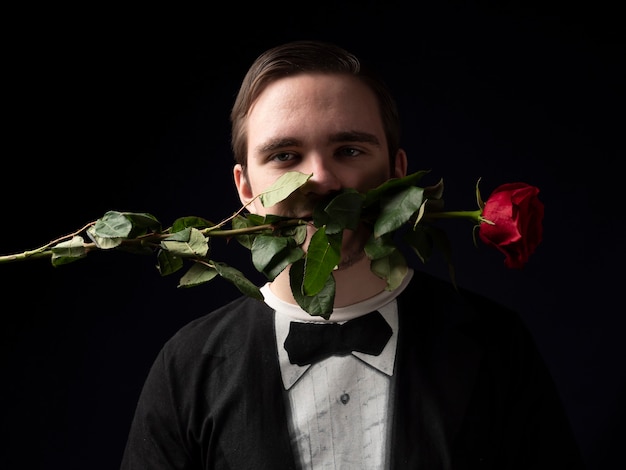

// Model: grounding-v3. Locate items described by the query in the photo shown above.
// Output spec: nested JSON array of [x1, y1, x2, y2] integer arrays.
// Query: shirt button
[[340, 393, 350, 404]]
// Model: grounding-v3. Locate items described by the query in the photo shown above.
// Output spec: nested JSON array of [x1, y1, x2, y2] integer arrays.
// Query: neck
[[269, 253, 388, 308]]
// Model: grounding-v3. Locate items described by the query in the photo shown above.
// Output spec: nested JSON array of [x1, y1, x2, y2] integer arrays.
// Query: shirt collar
[[262, 269, 412, 390], [274, 301, 400, 390]]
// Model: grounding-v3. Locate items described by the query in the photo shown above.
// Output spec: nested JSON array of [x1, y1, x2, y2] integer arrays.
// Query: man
[[121, 40, 584, 469]]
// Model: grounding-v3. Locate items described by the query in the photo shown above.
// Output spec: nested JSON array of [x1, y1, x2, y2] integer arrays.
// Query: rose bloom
[[478, 182, 544, 269]]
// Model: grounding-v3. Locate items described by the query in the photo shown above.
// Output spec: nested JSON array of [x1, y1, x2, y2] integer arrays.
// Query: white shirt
[[261, 269, 413, 469]]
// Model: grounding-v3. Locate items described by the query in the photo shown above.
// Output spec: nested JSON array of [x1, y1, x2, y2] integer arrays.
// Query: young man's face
[[234, 73, 407, 261]]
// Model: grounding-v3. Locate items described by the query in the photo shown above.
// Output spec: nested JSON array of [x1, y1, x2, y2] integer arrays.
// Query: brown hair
[[230, 40, 401, 168]]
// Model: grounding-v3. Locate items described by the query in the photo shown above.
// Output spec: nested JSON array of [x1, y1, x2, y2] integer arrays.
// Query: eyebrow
[[257, 138, 301, 153], [256, 131, 381, 154], [330, 131, 380, 146]]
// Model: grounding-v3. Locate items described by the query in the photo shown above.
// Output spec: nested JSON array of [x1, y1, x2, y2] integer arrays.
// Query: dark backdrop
[[1, 2, 623, 469]]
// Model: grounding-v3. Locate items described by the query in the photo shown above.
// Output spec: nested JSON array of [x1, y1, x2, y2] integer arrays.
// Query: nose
[[302, 154, 342, 196]]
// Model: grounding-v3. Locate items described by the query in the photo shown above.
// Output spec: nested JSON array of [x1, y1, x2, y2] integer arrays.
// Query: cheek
[[246, 198, 267, 215], [236, 172, 266, 215], [242, 173, 264, 199], [352, 167, 392, 192]]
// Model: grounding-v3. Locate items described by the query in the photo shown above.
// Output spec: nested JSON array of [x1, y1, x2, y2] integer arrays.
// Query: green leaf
[[364, 232, 397, 260], [290, 258, 335, 318], [231, 214, 252, 230], [322, 190, 365, 234], [404, 224, 457, 288], [475, 177, 485, 210], [93, 211, 133, 238], [170, 215, 214, 233], [423, 178, 444, 201], [86, 226, 124, 250], [178, 262, 218, 287], [280, 224, 307, 245], [374, 186, 425, 238], [233, 214, 306, 249], [157, 249, 184, 276], [251, 235, 289, 273], [232, 215, 260, 249], [403, 226, 433, 264], [242, 213, 266, 226], [370, 249, 408, 291], [303, 227, 341, 296], [161, 227, 209, 258], [261, 214, 294, 224], [363, 170, 429, 207], [51, 236, 87, 266], [213, 261, 264, 300], [122, 212, 161, 230], [251, 235, 304, 280], [265, 246, 304, 280], [162, 227, 192, 242], [259, 172, 312, 207]]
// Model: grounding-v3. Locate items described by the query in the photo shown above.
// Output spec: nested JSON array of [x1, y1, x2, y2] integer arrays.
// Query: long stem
[[424, 209, 483, 223], [0, 218, 311, 265], [202, 218, 309, 237], [0, 250, 54, 263]]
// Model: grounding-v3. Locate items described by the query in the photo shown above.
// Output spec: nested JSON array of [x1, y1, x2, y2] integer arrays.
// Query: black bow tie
[[284, 311, 393, 366]]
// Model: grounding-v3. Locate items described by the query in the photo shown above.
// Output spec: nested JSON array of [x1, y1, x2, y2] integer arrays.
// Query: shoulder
[[159, 295, 275, 364], [399, 270, 532, 345], [398, 271, 552, 393]]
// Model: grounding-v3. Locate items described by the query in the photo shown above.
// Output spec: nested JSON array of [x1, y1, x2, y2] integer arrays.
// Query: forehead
[[247, 73, 384, 138]]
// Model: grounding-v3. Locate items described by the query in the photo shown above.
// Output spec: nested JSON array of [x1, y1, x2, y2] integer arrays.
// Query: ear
[[393, 149, 408, 178], [233, 164, 254, 206]]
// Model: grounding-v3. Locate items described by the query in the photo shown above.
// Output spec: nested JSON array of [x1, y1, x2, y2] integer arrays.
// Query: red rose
[[478, 182, 544, 269]]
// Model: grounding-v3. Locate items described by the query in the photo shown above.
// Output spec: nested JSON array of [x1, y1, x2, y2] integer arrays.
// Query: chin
[[335, 251, 367, 270], [337, 227, 371, 265]]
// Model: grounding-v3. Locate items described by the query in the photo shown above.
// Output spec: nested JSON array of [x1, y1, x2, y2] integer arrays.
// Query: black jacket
[[121, 271, 584, 469]]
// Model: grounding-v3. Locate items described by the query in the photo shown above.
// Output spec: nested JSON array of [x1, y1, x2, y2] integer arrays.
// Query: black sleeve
[[459, 289, 586, 469], [488, 311, 585, 469], [120, 348, 196, 470]]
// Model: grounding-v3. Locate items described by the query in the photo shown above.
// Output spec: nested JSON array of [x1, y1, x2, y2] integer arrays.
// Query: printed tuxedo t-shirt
[[261, 269, 413, 469]]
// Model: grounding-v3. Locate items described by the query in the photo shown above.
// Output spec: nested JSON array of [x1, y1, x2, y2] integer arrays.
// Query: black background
[[1, 2, 623, 469]]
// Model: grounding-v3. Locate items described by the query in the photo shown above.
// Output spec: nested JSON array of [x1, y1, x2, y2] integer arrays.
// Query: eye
[[336, 147, 363, 158], [269, 152, 298, 163]]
